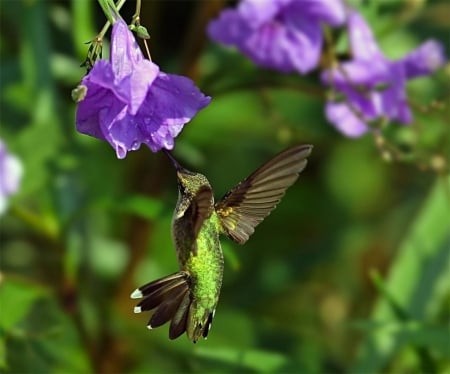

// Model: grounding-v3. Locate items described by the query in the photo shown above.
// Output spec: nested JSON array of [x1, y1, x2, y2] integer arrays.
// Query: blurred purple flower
[[0, 139, 23, 215], [322, 11, 446, 137], [208, 0, 346, 74], [76, 19, 211, 159]]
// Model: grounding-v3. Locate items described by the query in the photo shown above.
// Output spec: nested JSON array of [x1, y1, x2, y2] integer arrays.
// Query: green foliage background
[[0, 0, 449, 373]]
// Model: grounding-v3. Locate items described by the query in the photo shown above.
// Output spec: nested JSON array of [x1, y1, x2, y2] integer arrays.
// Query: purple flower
[[208, 0, 346, 74], [76, 19, 211, 158], [322, 11, 446, 137], [0, 139, 23, 215]]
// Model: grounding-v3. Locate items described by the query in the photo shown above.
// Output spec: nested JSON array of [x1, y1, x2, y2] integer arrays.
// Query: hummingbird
[[131, 144, 313, 342]]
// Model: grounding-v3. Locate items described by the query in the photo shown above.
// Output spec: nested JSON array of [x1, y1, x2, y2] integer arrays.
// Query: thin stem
[[143, 39, 152, 61], [97, 0, 127, 41], [10, 206, 59, 243], [129, 0, 152, 60], [131, 0, 142, 26], [97, 0, 117, 25]]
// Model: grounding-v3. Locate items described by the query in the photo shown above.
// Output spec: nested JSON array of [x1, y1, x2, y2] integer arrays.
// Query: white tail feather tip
[[134, 306, 142, 313], [130, 289, 143, 299]]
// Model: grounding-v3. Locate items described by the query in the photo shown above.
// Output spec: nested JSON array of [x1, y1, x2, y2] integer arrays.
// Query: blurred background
[[0, 0, 449, 373]]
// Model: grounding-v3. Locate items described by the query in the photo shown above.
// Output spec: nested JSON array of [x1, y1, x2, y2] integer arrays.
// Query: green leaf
[[221, 242, 240, 271], [0, 337, 6, 370], [194, 346, 289, 372], [112, 195, 166, 220], [88, 236, 129, 279], [353, 177, 450, 372], [0, 277, 46, 331]]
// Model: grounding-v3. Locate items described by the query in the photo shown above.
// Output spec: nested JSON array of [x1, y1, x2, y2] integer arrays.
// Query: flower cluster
[[208, 0, 346, 74], [76, 19, 211, 159], [75, 2, 446, 149], [0, 139, 23, 215], [208, 0, 446, 137], [321, 11, 446, 136]]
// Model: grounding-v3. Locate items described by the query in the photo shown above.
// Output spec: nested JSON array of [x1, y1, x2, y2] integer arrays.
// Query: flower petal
[[207, 9, 252, 46], [288, 0, 346, 26], [208, 0, 345, 74], [76, 76, 125, 141], [378, 63, 412, 124], [325, 102, 369, 137], [401, 39, 447, 79], [136, 73, 211, 151], [0, 140, 23, 215], [110, 19, 145, 79], [109, 19, 160, 113], [116, 59, 159, 115], [238, 0, 289, 28], [99, 105, 144, 159], [348, 11, 382, 60], [322, 58, 391, 88], [280, 12, 323, 73]]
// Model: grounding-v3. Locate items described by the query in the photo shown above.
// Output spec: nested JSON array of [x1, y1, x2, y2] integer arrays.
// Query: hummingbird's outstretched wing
[[215, 144, 312, 244], [131, 271, 191, 340]]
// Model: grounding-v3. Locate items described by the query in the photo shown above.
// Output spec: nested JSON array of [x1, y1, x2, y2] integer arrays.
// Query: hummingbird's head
[[176, 168, 210, 197], [163, 149, 211, 197]]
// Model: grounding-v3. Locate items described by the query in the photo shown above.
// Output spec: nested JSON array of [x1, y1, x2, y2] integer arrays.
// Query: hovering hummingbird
[[131, 144, 313, 342]]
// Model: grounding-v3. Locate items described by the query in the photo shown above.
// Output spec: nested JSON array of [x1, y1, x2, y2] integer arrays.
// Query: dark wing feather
[[191, 185, 214, 239], [183, 185, 214, 254], [215, 145, 312, 244]]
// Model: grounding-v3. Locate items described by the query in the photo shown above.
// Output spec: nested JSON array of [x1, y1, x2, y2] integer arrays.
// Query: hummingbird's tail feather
[[131, 271, 192, 339], [169, 291, 190, 339]]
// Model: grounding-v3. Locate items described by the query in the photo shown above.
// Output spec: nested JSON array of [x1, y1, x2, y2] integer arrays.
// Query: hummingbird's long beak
[[163, 149, 182, 171]]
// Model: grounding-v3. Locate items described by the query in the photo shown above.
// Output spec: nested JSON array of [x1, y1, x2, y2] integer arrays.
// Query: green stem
[[96, 0, 127, 40], [131, 0, 142, 26], [97, 0, 117, 25], [10, 206, 59, 243]]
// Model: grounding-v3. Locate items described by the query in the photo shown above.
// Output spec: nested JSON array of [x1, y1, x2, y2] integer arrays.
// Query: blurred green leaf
[[324, 139, 389, 215], [0, 338, 6, 370], [194, 346, 289, 372], [353, 176, 450, 372], [0, 278, 46, 331], [4, 298, 92, 373], [221, 242, 240, 271], [88, 236, 129, 279], [1, 1, 448, 372], [113, 195, 165, 220]]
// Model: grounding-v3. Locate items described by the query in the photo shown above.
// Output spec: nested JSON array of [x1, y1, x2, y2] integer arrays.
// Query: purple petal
[[208, 0, 345, 74], [378, 63, 412, 123], [83, 50, 158, 116], [99, 106, 143, 159], [110, 19, 145, 79], [109, 20, 159, 113], [136, 73, 211, 151], [348, 11, 382, 60], [401, 39, 447, 79], [325, 102, 369, 137], [238, 0, 289, 28], [322, 58, 391, 88], [288, 0, 346, 26], [235, 11, 323, 73], [76, 75, 124, 141], [280, 13, 323, 74], [115, 59, 159, 115], [207, 9, 252, 46], [0, 140, 23, 214]]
